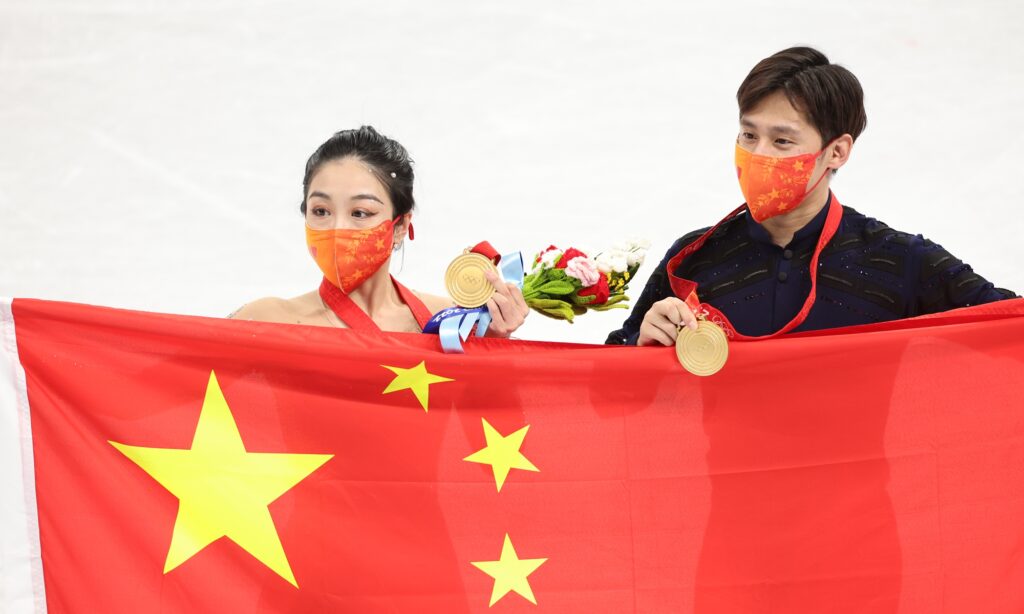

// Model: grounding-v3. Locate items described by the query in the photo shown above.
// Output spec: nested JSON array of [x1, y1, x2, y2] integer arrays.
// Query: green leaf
[[535, 305, 576, 322], [522, 273, 542, 288], [527, 297, 572, 310], [535, 280, 577, 296], [569, 292, 596, 306], [601, 294, 629, 306]]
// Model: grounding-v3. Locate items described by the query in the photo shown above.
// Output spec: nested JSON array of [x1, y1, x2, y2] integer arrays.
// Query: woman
[[231, 126, 528, 336]]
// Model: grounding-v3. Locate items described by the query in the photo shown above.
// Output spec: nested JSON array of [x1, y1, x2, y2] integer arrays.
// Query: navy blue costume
[[607, 195, 1015, 345]]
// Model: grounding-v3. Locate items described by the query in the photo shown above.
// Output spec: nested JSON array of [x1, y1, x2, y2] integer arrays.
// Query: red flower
[[577, 275, 610, 305], [555, 247, 588, 269]]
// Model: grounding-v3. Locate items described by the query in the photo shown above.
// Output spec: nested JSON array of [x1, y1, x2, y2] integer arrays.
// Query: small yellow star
[[794, 160, 805, 171], [471, 533, 547, 607], [464, 418, 538, 492], [110, 371, 332, 587], [381, 361, 453, 412]]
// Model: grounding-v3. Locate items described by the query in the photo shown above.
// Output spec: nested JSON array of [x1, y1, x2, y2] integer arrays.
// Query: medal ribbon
[[424, 250, 525, 353], [469, 241, 501, 264], [665, 192, 844, 341], [318, 276, 434, 333]]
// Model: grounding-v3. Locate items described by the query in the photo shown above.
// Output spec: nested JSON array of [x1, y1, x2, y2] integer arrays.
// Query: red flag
[[2, 297, 1023, 613]]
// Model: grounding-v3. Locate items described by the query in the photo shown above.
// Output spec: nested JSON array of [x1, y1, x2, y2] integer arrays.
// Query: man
[[607, 46, 1014, 346]]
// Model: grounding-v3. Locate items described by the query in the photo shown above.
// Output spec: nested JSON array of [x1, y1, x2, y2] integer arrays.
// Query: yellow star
[[109, 371, 332, 587], [794, 160, 805, 171], [381, 361, 453, 412], [463, 418, 539, 492], [472, 533, 548, 606]]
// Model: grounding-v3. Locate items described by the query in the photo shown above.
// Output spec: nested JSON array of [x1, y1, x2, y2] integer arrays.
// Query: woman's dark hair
[[300, 126, 415, 217], [737, 47, 867, 146]]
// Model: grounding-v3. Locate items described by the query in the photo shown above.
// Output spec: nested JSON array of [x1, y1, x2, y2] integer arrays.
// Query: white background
[[1, 0, 1020, 344]]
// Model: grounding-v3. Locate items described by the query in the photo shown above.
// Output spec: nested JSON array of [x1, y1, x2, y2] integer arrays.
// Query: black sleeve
[[605, 230, 707, 345], [914, 238, 1016, 315]]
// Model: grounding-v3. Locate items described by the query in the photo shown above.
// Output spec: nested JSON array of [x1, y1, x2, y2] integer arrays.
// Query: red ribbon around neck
[[665, 193, 844, 341]]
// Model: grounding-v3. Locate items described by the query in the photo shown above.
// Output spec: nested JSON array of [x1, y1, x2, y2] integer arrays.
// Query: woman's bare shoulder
[[412, 291, 455, 315], [228, 292, 322, 324]]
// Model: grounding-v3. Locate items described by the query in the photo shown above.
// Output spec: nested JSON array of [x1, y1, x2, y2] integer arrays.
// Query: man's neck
[[759, 183, 831, 248]]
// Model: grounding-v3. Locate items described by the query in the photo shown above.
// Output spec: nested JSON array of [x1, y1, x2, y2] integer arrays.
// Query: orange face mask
[[305, 218, 395, 293], [735, 143, 831, 222]]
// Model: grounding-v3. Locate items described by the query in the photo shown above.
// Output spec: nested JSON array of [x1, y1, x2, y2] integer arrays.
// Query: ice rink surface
[[1, 1, 1021, 343]]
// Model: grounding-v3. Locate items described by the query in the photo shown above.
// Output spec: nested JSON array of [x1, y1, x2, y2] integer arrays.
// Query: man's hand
[[638, 297, 699, 346]]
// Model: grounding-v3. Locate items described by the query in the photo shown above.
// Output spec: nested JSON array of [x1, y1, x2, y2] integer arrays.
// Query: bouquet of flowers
[[521, 238, 650, 322]]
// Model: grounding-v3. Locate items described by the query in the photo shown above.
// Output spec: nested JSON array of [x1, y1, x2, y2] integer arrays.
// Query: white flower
[[538, 249, 563, 269], [595, 249, 629, 273], [606, 252, 629, 273], [628, 236, 651, 250], [611, 240, 631, 252], [626, 249, 645, 267], [564, 256, 601, 286]]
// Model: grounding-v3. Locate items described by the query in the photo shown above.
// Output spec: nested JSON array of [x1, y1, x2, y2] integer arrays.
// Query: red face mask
[[305, 218, 395, 293], [735, 143, 831, 222]]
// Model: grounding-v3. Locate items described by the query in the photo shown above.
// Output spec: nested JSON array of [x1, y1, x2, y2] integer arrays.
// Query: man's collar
[[744, 192, 833, 248]]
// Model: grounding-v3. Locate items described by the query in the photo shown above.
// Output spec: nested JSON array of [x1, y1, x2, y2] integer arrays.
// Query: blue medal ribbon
[[425, 251, 524, 353]]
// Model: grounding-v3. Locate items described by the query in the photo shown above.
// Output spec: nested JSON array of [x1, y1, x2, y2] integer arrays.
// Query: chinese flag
[[2, 297, 1023, 613]]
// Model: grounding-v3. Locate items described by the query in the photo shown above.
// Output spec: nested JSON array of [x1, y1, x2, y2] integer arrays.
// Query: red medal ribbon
[[469, 241, 501, 264], [665, 193, 844, 341], [318, 277, 434, 333]]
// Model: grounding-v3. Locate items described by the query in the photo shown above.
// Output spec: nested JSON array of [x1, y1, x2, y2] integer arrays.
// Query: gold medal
[[445, 251, 498, 308], [675, 320, 729, 376]]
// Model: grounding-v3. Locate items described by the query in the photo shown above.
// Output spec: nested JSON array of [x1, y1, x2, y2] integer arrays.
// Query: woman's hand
[[637, 297, 699, 346], [483, 270, 530, 337]]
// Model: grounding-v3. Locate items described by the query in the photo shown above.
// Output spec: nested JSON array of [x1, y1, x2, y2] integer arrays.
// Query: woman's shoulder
[[411, 290, 455, 315], [228, 292, 322, 324]]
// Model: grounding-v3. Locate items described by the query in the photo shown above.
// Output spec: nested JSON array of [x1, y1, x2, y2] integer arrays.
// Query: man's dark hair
[[737, 47, 867, 146], [300, 125, 415, 217]]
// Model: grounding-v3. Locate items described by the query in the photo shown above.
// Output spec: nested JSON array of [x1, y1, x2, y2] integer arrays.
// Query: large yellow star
[[471, 533, 548, 606], [109, 371, 332, 587], [381, 361, 453, 412], [464, 418, 539, 492]]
